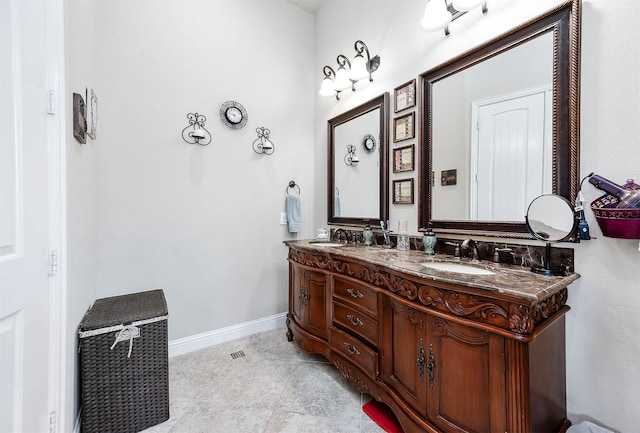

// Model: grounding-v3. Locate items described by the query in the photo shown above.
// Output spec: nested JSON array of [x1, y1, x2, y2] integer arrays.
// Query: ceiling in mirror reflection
[[431, 31, 553, 222]]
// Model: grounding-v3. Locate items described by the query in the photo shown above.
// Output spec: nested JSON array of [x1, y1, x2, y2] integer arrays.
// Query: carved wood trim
[[331, 355, 372, 395], [429, 317, 490, 345], [289, 248, 568, 336]]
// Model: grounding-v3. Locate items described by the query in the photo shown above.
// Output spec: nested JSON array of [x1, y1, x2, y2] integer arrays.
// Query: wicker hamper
[[79, 289, 169, 433]]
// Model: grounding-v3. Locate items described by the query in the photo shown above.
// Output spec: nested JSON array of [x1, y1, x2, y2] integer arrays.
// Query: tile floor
[[142, 328, 388, 433]]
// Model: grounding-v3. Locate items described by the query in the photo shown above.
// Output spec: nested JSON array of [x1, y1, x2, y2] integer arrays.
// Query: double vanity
[[296, 1, 583, 431], [285, 240, 579, 433]]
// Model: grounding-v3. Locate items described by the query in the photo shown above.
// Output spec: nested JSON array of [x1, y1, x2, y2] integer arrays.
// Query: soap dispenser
[[423, 224, 437, 255], [363, 220, 373, 246]]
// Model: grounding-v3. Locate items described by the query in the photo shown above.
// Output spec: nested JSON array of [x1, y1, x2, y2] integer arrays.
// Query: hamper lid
[[79, 289, 168, 332]]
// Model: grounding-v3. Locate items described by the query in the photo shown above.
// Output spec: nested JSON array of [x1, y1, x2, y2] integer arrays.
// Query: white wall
[[64, 0, 100, 426], [64, 0, 315, 426], [315, 0, 639, 431], [85, 0, 315, 340]]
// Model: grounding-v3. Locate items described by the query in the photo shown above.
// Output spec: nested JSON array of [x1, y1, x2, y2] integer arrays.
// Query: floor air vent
[[230, 350, 245, 359]]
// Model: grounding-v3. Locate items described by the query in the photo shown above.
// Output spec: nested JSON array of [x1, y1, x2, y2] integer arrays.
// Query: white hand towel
[[287, 193, 302, 233]]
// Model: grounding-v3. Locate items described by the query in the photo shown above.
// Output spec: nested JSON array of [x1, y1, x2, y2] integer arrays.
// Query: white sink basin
[[309, 242, 346, 247], [422, 262, 496, 276]]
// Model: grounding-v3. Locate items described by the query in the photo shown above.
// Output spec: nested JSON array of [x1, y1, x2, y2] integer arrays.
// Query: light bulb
[[420, 0, 452, 32], [349, 54, 369, 81], [333, 67, 352, 91], [319, 77, 336, 97]]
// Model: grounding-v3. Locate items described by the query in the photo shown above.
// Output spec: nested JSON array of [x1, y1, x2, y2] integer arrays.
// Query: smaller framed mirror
[[525, 194, 577, 275], [328, 93, 390, 227]]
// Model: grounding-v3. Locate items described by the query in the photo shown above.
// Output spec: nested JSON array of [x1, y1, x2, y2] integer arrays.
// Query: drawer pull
[[346, 314, 364, 326], [346, 288, 364, 298], [343, 342, 361, 356]]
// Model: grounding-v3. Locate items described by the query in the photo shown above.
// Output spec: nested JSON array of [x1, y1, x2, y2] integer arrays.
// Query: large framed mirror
[[419, 0, 580, 238], [328, 93, 390, 226]]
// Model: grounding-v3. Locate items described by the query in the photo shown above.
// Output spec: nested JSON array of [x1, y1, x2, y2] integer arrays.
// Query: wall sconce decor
[[252, 127, 275, 155], [319, 40, 381, 100], [182, 112, 211, 145], [420, 0, 488, 36], [344, 144, 359, 167]]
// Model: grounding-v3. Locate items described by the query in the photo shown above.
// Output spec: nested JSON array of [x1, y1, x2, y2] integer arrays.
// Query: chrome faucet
[[333, 228, 349, 243], [461, 239, 481, 261]]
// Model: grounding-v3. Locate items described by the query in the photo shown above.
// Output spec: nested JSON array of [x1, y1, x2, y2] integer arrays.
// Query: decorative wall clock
[[220, 100, 248, 129]]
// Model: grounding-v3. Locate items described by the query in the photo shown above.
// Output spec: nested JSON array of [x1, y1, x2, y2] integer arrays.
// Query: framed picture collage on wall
[[392, 79, 416, 204]]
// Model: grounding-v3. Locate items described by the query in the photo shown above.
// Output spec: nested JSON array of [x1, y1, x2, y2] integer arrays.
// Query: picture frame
[[394, 79, 416, 113], [72, 92, 87, 144], [393, 144, 415, 173], [86, 87, 98, 140], [392, 178, 414, 204], [393, 112, 415, 143]]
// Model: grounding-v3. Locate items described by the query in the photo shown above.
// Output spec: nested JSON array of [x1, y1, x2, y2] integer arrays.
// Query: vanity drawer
[[333, 301, 378, 347], [329, 326, 378, 380], [333, 278, 378, 317]]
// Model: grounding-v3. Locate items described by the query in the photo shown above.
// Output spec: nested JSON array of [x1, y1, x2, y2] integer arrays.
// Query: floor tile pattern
[[141, 329, 387, 433]]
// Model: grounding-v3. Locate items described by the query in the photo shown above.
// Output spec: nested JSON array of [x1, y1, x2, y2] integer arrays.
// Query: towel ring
[[286, 180, 300, 194]]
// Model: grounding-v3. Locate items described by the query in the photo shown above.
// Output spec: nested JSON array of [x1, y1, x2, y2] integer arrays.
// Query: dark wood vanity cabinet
[[286, 244, 575, 433], [381, 297, 507, 432], [289, 264, 330, 343]]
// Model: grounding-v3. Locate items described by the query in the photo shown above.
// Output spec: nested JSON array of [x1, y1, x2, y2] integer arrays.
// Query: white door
[[471, 87, 551, 221], [1, 1, 63, 432]]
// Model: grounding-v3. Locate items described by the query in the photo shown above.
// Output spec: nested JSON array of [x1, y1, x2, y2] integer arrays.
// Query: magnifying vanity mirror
[[525, 194, 577, 275], [419, 0, 580, 238], [328, 93, 390, 226]]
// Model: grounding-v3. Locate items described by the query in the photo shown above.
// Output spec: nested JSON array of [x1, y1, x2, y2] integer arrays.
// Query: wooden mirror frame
[[328, 93, 390, 227], [419, 0, 580, 238]]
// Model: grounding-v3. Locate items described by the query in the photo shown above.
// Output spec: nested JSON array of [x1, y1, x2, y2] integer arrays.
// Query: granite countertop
[[284, 240, 580, 303]]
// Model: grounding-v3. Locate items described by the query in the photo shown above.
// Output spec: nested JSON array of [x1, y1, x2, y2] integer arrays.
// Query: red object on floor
[[362, 400, 403, 433]]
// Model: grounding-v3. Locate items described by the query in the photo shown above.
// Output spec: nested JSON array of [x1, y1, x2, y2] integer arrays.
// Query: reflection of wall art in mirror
[[393, 178, 414, 204], [393, 145, 414, 173], [394, 79, 416, 113], [393, 112, 415, 142], [441, 169, 457, 186]]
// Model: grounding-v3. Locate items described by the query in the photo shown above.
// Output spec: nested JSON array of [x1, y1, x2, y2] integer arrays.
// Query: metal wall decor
[[344, 144, 359, 167], [252, 127, 275, 155], [181, 112, 211, 145]]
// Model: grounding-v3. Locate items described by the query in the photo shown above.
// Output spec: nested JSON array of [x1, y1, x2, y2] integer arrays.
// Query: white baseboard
[[168, 312, 287, 358]]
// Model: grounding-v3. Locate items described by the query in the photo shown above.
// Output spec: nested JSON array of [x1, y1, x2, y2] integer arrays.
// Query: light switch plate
[[280, 212, 288, 225]]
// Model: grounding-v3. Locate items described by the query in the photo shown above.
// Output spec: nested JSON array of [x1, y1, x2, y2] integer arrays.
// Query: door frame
[[45, 0, 68, 431]]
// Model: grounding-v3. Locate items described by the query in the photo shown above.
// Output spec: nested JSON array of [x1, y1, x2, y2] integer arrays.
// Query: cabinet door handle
[[346, 314, 364, 326], [299, 289, 308, 306], [416, 340, 435, 389], [346, 288, 364, 298], [417, 338, 425, 383], [343, 342, 361, 356], [426, 343, 435, 390]]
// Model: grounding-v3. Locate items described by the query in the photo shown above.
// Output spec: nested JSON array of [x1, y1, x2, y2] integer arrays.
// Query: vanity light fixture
[[334, 55, 354, 91], [252, 127, 275, 155], [344, 144, 359, 167], [319, 66, 340, 100], [319, 40, 381, 100], [181, 112, 211, 146], [420, 0, 488, 36]]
